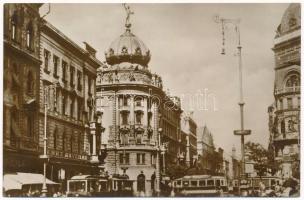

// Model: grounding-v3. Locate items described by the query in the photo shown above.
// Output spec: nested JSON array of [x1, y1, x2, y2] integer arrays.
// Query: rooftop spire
[[123, 3, 134, 31]]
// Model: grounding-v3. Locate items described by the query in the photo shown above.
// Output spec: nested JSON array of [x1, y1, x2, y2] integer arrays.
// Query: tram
[[230, 176, 282, 193], [172, 175, 228, 197], [66, 174, 133, 197]]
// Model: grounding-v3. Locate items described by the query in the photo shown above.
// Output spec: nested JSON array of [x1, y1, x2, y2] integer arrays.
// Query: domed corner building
[[95, 17, 182, 196], [268, 3, 300, 180]]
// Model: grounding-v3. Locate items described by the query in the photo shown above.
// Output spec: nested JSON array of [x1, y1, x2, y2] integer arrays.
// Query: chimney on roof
[[83, 42, 97, 57]]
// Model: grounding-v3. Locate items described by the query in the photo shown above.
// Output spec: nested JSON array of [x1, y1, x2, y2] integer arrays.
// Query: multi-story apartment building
[[39, 20, 101, 188], [268, 3, 300, 180], [159, 95, 183, 170], [3, 3, 43, 174]]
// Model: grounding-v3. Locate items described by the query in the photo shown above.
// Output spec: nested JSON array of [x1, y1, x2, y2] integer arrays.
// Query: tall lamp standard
[[214, 16, 251, 188], [39, 82, 58, 196]]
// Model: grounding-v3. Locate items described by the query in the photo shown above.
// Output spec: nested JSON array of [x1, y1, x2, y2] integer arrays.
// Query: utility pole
[[39, 82, 57, 196], [214, 15, 251, 193]]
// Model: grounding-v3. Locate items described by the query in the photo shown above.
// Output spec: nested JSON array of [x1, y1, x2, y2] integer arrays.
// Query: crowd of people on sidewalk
[[245, 180, 300, 197]]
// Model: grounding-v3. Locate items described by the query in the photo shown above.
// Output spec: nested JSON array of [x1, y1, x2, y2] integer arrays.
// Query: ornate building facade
[[196, 125, 215, 173], [268, 3, 300, 179], [39, 20, 102, 188], [96, 11, 183, 195], [3, 3, 43, 174]]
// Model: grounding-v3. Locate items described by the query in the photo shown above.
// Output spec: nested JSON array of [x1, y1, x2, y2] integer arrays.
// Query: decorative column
[[153, 102, 161, 196], [90, 122, 99, 163]]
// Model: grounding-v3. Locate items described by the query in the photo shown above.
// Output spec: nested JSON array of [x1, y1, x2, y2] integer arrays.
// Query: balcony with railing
[[118, 125, 156, 149], [273, 131, 299, 142], [97, 69, 163, 89], [274, 86, 300, 95]]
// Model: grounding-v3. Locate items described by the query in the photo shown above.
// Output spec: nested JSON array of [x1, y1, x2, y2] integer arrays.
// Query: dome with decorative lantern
[[276, 3, 301, 38], [105, 26, 151, 67]]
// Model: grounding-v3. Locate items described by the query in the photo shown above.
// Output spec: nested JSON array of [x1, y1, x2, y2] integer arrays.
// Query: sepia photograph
[[2, 1, 301, 198]]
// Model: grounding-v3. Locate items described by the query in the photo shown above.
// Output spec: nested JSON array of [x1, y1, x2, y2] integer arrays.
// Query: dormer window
[[109, 48, 114, 55], [121, 46, 128, 54], [289, 17, 296, 27], [135, 47, 142, 55]]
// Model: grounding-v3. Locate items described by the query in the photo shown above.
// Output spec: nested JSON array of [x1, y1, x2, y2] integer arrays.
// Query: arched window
[[26, 22, 33, 49], [137, 172, 146, 192], [27, 71, 34, 95], [285, 74, 300, 88], [11, 11, 18, 40]]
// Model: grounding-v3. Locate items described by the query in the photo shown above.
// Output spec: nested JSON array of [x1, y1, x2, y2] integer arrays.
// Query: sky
[[40, 3, 290, 157]]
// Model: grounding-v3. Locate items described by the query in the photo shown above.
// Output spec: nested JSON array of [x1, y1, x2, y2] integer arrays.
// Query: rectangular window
[[135, 98, 142, 106], [137, 153, 140, 164], [88, 77, 92, 95], [199, 180, 206, 186], [70, 66, 75, 87], [123, 97, 128, 106], [122, 113, 129, 125], [62, 94, 66, 115], [119, 154, 124, 164], [53, 55, 59, 78], [207, 180, 214, 186], [142, 153, 145, 164], [62, 61, 67, 82], [77, 99, 82, 121], [151, 154, 155, 165], [54, 89, 59, 112], [70, 98, 74, 118], [191, 181, 197, 187], [287, 98, 293, 109], [148, 113, 152, 127], [44, 49, 50, 73], [137, 153, 145, 164], [136, 134, 142, 144], [298, 97, 301, 108], [280, 99, 283, 110], [135, 112, 142, 124], [77, 70, 82, 91]]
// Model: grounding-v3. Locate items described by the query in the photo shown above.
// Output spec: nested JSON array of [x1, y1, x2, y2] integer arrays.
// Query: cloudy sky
[[41, 3, 289, 157]]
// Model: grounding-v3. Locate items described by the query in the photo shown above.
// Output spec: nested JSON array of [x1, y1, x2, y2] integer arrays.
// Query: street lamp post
[[39, 83, 57, 196], [214, 16, 251, 186]]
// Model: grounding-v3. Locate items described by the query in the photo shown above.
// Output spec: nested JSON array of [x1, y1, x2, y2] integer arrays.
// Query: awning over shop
[[3, 173, 59, 191]]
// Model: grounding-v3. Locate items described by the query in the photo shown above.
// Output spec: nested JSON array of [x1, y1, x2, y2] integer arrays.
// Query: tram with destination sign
[[172, 175, 228, 197], [66, 174, 133, 197]]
